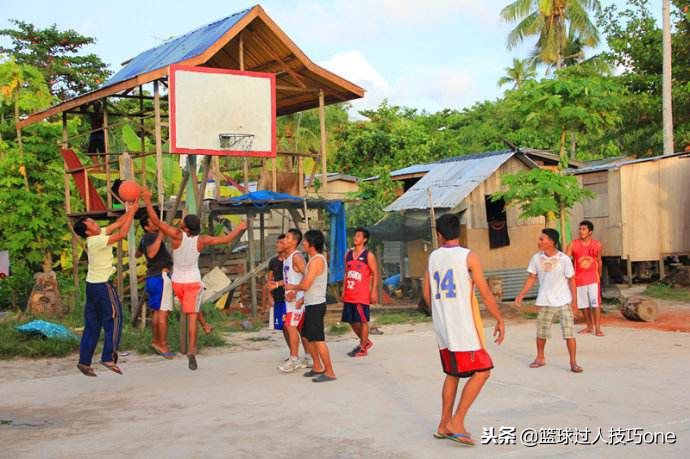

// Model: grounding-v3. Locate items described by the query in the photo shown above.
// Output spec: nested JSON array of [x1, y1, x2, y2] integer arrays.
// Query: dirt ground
[[1, 296, 689, 458]]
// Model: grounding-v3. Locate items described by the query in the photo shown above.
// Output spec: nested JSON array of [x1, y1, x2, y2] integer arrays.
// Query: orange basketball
[[118, 180, 141, 202]]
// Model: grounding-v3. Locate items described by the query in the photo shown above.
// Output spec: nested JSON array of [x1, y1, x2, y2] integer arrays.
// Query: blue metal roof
[[104, 7, 253, 88]]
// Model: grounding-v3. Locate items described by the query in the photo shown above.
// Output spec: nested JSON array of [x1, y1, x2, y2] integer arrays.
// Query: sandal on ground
[[529, 361, 545, 368], [161, 351, 175, 360], [595, 330, 605, 337], [446, 432, 475, 446], [188, 355, 198, 371], [150, 344, 164, 356], [347, 346, 361, 357], [571, 364, 584, 373], [77, 364, 97, 377], [312, 374, 337, 383], [100, 361, 123, 375], [433, 432, 447, 439], [303, 370, 325, 377]]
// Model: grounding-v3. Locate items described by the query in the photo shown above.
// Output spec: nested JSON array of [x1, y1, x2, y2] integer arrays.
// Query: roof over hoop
[[18, 4, 364, 128]]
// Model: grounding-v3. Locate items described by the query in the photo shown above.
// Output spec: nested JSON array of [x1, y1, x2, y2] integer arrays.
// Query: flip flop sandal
[[312, 374, 337, 383], [100, 362, 123, 375], [77, 364, 97, 377], [161, 351, 175, 360], [446, 433, 475, 447], [529, 361, 546, 368], [303, 370, 325, 377], [571, 365, 584, 373], [150, 344, 164, 356], [433, 432, 447, 439]]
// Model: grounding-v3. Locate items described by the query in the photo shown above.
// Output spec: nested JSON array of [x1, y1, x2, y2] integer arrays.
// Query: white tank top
[[428, 245, 481, 351], [283, 250, 304, 308], [171, 233, 201, 283], [304, 253, 327, 306]]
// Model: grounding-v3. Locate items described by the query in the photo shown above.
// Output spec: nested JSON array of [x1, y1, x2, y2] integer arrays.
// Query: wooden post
[[167, 169, 189, 225], [186, 155, 198, 215], [298, 156, 304, 197], [247, 212, 257, 315], [104, 102, 112, 209], [243, 158, 250, 192], [197, 155, 212, 212], [154, 81, 164, 217], [139, 85, 146, 185], [260, 212, 266, 261], [63, 113, 80, 296], [427, 188, 438, 249], [271, 157, 277, 191], [318, 90, 328, 196], [626, 256, 633, 288], [122, 153, 139, 315], [659, 258, 666, 280]]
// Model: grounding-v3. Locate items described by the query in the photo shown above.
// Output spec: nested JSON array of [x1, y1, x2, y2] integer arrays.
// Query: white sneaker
[[278, 358, 299, 373], [295, 358, 309, 369], [304, 357, 313, 368]]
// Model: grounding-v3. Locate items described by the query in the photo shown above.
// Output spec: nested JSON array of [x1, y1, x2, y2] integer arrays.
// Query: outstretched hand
[[141, 188, 153, 202], [126, 201, 138, 213], [236, 220, 248, 232], [493, 320, 505, 345]]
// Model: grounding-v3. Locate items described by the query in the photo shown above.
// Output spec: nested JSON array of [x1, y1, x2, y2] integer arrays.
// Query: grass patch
[[522, 311, 538, 319], [644, 283, 690, 302], [371, 309, 432, 326], [328, 323, 350, 335]]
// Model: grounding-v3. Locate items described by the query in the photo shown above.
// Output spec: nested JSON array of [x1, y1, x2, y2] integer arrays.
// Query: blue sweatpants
[[79, 282, 123, 365]]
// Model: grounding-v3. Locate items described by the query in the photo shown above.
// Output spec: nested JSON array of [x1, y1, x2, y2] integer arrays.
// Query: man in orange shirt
[[566, 220, 604, 337]]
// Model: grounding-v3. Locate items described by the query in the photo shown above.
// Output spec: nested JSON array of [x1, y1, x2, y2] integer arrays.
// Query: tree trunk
[[14, 98, 30, 191], [559, 129, 568, 169], [621, 297, 659, 322], [662, 0, 674, 154]]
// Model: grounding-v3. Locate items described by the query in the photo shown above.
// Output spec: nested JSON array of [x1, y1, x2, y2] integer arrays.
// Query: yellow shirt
[[86, 228, 115, 283]]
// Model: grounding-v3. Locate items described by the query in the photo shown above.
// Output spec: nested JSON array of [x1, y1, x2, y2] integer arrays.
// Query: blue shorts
[[145, 272, 173, 311], [342, 302, 370, 323], [273, 301, 287, 330]]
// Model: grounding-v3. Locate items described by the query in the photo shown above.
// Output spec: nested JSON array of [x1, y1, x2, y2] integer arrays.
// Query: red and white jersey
[[343, 248, 371, 305], [283, 250, 304, 312], [428, 245, 482, 352], [571, 238, 601, 287]]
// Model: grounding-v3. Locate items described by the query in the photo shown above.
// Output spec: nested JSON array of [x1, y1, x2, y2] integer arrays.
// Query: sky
[[0, 0, 664, 116]]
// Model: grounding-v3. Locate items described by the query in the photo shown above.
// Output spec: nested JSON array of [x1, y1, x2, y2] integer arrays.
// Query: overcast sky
[[1, 0, 663, 115]]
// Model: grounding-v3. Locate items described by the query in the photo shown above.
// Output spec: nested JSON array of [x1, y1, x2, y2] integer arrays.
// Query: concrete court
[[0, 322, 688, 458]]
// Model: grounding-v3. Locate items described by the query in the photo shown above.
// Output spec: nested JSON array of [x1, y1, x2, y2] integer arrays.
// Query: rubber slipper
[[161, 351, 175, 360], [595, 330, 605, 337], [150, 344, 164, 356], [77, 363, 97, 377], [529, 361, 545, 368], [571, 365, 584, 373], [312, 374, 337, 383], [446, 432, 475, 446], [100, 361, 123, 375], [433, 432, 446, 439], [303, 370, 325, 377]]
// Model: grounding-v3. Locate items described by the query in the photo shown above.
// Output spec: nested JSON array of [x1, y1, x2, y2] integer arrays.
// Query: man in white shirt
[[516, 228, 583, 373]]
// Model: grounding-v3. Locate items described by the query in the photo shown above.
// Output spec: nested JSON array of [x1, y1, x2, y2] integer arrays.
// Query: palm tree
[[498, 58, 537, 89], [501, 0, 601, 70]]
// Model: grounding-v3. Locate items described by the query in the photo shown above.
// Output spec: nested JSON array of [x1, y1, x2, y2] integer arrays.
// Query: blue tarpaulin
[[16, 320, 78, 341], [227, 191, 303, 206], [325, 201, 347, 284]]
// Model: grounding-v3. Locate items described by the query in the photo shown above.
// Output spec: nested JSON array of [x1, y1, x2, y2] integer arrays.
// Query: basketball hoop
[[218, 133, 255, 151]]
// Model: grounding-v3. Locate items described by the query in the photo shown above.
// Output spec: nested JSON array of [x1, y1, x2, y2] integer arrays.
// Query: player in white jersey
[[423, 214, 505, 447]]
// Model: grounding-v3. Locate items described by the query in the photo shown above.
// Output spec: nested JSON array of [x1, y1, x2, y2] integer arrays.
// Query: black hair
[[435, 213, 460, 241], [140, 214, 150, 231], [277, 233, 286, 240], [354, 227, 369, 243], [579, 220, 594, 232], [74, 217, 89, 239], [111, 178, 123, 201], [304, 229, 325, 253], [184, 214, 201, 236], [542, 228, 561, 251], [287, 228, 302, 244]]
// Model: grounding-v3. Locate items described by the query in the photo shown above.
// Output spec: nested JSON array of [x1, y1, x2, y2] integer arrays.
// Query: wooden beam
[[121, 152, 139, 315], [154, 81, 164, 215], [104, 103, 112, 210], [246, 29, 307, 88], [319, 90, 328, 195], [205, 259, 269, 304], [63, 113, 80, 297]]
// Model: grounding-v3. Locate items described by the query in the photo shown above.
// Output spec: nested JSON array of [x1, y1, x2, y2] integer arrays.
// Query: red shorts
[[284, 310, 304, 329], [172, 282, 203, 314], [439, 348, 493, 378]]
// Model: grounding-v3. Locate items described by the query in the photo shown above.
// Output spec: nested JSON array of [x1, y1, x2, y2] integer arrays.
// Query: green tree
[[501, 0, 602, 70], [498, 58, 537, 89], [0, 20, 111, 100]]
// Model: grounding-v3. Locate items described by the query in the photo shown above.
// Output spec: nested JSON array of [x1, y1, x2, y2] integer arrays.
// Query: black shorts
[[342, 302, 370, 323], [302, 303, 326, 341]]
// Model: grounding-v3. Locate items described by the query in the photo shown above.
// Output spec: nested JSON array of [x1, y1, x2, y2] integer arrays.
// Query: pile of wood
[[660, 266, 690, 288]]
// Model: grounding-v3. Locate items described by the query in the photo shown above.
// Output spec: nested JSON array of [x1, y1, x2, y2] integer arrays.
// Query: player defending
[[267, 234, 289, 338], [137, 215, 175, 358], [73, 202, 138, 377], [142, 189, 246, 370], [342, 227, 379, 357], [516, 229, 583, 373], [423, 214, 505, 446], [566, 220, 604, 336]]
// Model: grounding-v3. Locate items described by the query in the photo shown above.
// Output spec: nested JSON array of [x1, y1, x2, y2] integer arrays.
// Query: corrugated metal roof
[[105, 7, 253, 88], [568, 151, 688, 175], [385, 151, 514, 212], [390, 163, 436, 177]]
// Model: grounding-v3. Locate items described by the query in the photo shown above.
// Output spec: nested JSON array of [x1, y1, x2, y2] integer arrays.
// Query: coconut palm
[[498, 58, 538, 89], [501, 0, 602, 70]]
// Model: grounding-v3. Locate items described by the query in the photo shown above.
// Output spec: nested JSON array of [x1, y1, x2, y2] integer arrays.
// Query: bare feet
[[578, 327, 593, 334], [595, 329, 605, 337], [570, 364, 584, 373], [202, 324, 213, 334], [529, 360, 546, 368]]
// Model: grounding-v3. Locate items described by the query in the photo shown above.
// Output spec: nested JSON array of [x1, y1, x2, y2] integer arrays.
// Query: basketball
[[118, 180, 141, 202]]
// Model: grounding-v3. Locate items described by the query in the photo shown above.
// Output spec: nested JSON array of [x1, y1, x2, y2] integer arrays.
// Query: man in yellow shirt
[[73, 202, 137, 377]]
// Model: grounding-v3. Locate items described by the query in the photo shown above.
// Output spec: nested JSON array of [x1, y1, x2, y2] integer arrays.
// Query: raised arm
[[105, 203, 136, 235], [367, 251, 379, 305], [198, 221, 247, 250], [467, 251, 505, 345], [141, 188, 181, 240], [286, 256, 324, 292], [145, 231, 166, 259], [107, 202, 137, 246]]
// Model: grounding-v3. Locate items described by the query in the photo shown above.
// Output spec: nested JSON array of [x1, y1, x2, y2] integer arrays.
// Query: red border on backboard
[[169, 64, 276, 157]]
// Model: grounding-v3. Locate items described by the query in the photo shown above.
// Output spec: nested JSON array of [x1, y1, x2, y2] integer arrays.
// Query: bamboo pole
[[104, 103, 112, 209], [121, 153, 139, 315], [154, 81, 164, 218], [298, 156, 304, 197], [139, 85, 146, 187], [318, 90, 328, 196], [427, 188, 438, 249], [271, 158, 277, 191], [63, 113, 80, 297]]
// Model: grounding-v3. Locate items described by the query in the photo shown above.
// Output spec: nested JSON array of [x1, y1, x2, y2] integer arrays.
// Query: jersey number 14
[[433, 269, 457, 299]]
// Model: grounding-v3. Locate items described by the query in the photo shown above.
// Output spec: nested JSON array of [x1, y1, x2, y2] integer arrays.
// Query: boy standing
[[342, 227, 379, 357], [566, 220, 604, 336], [423, 214, 505, 446], [516, 229, 583, 373], [73, 202, 138, 377]]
